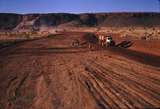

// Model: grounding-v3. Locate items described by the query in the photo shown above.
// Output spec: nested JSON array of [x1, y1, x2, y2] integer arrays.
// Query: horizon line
[[0, 11, 160, 15]]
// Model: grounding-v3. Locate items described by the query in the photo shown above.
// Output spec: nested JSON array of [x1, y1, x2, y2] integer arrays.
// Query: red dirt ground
[[0, 32, 160, 109]]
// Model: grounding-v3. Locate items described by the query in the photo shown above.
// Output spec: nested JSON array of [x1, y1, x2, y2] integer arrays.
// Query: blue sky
[[0, 0, 160, 13]]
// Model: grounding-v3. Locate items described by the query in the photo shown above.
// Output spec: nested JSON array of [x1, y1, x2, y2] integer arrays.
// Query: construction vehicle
[[96, 33, 115, 48], [105, 36, 115, 47]]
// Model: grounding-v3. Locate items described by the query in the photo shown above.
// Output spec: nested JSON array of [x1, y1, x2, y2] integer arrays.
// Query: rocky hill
[[0, 13, 160, 31]]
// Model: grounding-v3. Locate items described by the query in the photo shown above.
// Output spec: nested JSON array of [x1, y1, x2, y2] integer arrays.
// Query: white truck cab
[[106, 36, 113, 43], [105, 36, 115, 47]]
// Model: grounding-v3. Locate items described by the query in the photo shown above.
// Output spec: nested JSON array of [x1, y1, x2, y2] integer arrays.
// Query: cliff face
[[0, 13, 160, 31], [0, 13, 22, 30]]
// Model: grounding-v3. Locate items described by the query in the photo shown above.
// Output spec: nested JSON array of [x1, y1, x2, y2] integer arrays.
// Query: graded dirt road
[[0, 33, 160, 109]]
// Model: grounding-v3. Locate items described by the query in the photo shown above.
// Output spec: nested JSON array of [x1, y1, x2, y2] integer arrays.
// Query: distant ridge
[[0, 12, 160, 31]]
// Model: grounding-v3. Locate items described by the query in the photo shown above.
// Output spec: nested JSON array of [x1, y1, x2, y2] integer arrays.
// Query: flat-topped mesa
[[0, 13, 160, 31]]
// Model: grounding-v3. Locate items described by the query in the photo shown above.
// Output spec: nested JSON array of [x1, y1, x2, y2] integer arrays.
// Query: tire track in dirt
[[3, 57, 38, 109], [59, 54, 108, 109], [92, 59, 160, 96], [81, 59, 160, 108], [60, 56, 83, 109], [1, 36, 160, 109], [81, 61, 137, 109], [74, 53, 132, 109], [30, 56, 57, 109]]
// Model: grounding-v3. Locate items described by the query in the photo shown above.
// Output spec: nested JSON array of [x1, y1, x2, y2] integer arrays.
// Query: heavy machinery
[[105, 36, 115, 47], [96, 32, 115, 48]]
